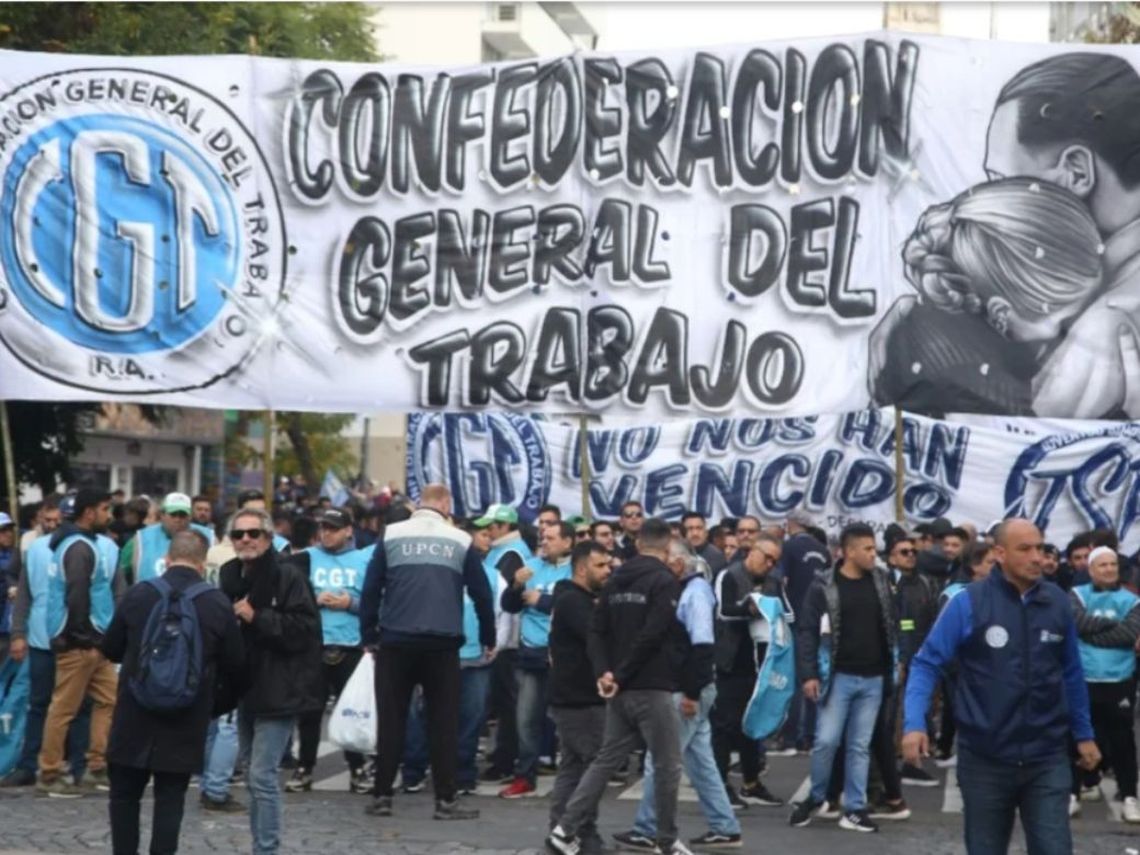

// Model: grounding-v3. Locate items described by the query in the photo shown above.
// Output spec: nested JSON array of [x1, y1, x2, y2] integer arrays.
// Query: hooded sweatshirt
[[587, 554, 685, 692]]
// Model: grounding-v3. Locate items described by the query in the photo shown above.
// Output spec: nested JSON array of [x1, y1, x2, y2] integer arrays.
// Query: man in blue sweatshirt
[[903, 519, 1100, 854], [499, 520, 573, 798]]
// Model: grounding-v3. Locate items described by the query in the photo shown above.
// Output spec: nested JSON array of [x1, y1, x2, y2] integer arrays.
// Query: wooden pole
[[0, 401, 17, 524], [263, 409, 275, 511], [894, 407, 905, 523], [578, 414, 590, 519]]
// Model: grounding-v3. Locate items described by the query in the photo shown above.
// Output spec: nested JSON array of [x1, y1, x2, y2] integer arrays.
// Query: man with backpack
[[101, 531, 245, 855]]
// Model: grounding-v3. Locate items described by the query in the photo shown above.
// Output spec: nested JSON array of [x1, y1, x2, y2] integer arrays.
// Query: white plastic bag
[[328, 654, 376, 753]]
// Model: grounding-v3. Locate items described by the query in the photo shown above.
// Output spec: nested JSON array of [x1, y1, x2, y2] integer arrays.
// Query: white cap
[[1088, 546, 1117, 566], [0, 512, 12, 528]]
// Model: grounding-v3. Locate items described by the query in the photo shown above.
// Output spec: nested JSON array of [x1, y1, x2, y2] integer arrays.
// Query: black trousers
[[488, 647, 519, 774], [374, 645, 461, 801], [711, 668, 763, 784], [108, 764, 191, 855], [1074, 679, 1138, 799], [298, 647, 365, 772]]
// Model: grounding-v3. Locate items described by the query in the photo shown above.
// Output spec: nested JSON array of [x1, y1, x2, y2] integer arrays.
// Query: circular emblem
[[984, 625, 1009, 649], [1004, 424, 1140, 544], [0, 68, 286, 393], [407, 412, 550, 521]]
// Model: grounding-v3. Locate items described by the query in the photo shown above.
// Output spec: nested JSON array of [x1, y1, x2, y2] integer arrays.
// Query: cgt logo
[[0, 68, 286, 393], [406, 412, 550, 521], [1004, 424, 1140, 545]]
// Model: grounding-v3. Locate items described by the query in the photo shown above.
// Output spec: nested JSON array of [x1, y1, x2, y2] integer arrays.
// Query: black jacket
[[891, 568, 938, 666], [101, 565, 246, 774], [588, 555, 684, 692], [796, 566, 898, 690], [713, 561, 786, 675], [218, 549, 324, 718], [548, 579, 603, 708]]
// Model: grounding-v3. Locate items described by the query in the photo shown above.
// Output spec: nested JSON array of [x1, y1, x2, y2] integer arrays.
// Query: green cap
[[473, 503, 519, 528]]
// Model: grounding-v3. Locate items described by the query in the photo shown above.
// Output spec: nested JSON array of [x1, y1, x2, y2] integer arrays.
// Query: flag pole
[[894, 407, 905, 523], [0, 401, 17, 524], [263, 409, 275, 511], [578, 414, 590, 519]]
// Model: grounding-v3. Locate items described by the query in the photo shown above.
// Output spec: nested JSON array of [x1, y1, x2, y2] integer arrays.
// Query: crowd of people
[[0, 485, 1135, 855]]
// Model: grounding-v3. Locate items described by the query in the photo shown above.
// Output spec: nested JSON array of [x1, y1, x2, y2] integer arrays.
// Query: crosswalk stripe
[[1099, 780, 1123, 823], [941, 768, 962, 814], [616, 777, 699, 802], [790, 775, 811, 805]]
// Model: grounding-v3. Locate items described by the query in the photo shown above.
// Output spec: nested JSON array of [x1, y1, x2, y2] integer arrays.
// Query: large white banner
[[406, 410, 1140, 552], [1, 36, 1140, 418]]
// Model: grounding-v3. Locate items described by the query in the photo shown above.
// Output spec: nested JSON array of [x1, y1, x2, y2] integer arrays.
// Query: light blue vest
[[46, 534, 117, 638], [24, 537, 53, 651], [460, 562, 500, 662], [744, 593, 797, 740], [520, 556, 571, 650], [273, 533, 290, 553], [1074, 583, 1139, 683], [136, 522, 215, 583], [484, 537, 533, 579], [307, 544, 369, 647]]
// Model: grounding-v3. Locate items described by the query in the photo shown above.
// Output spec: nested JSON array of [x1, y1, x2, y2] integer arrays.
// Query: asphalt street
[[1, 746, 1135, 855]]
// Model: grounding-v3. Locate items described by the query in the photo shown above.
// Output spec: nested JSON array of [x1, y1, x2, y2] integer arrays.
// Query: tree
[[0, 2, 378, 60], [276, 413, 358, 497], [0, 3, 378, 501], [1084, 3, 1140, 43]]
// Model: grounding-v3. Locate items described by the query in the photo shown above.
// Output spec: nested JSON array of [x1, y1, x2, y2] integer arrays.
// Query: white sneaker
[[1079, 784, 1101, 802], [1123, 796, 1140, 824], [1068, 795, 1080, 818]]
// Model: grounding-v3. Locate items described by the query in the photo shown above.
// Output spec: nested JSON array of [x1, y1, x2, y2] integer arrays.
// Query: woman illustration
[[871, 177, 1104, 417]]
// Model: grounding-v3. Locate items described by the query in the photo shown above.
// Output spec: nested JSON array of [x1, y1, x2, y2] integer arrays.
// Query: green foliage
[[276, 412, 358, 493], [1085, 3, 1140, 43], [0, 2, 378, 498], [0, 2, 379, 61]]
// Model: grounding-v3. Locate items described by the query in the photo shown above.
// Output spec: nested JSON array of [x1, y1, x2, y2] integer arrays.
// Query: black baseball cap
[[319, 509, 352, 529]]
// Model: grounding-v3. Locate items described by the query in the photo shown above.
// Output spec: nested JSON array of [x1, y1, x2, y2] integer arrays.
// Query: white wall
[[373, 3, 486, 65], [596, 1, 1053, 50], [71, 436, 200, 495]]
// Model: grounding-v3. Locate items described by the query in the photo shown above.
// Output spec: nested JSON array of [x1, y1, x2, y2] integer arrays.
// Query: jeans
[[108, 764, 191, 855], [556, 690, 683, 848], [826, 679, 901, 804], [515, 667, 548, 784], [809, 673, 883, 812], [239, 713, 295, 855], [636, 685, 740, 838], [957, 747, 1072, 855], [488, 648, 519, 774], [711, 669, 762, 785], [202, 713, 240, 803], [19, 647, 90, 777], [549, 706, 606, 839]]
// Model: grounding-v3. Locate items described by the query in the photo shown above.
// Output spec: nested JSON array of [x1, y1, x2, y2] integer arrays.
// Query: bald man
[[902, 519, 1099, 855], [359, 484, 495, 822]]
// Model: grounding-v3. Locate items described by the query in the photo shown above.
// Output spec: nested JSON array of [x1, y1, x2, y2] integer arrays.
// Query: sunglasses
[[230, 528, 265, 541], [167, 511, 190, 519], [752, 549, 779, 563], [895, 548, 917, 556], [622, 510, 643, 518]]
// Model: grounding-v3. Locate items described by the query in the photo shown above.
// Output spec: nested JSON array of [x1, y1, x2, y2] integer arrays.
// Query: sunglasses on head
[[230, 528, 265, 541]]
